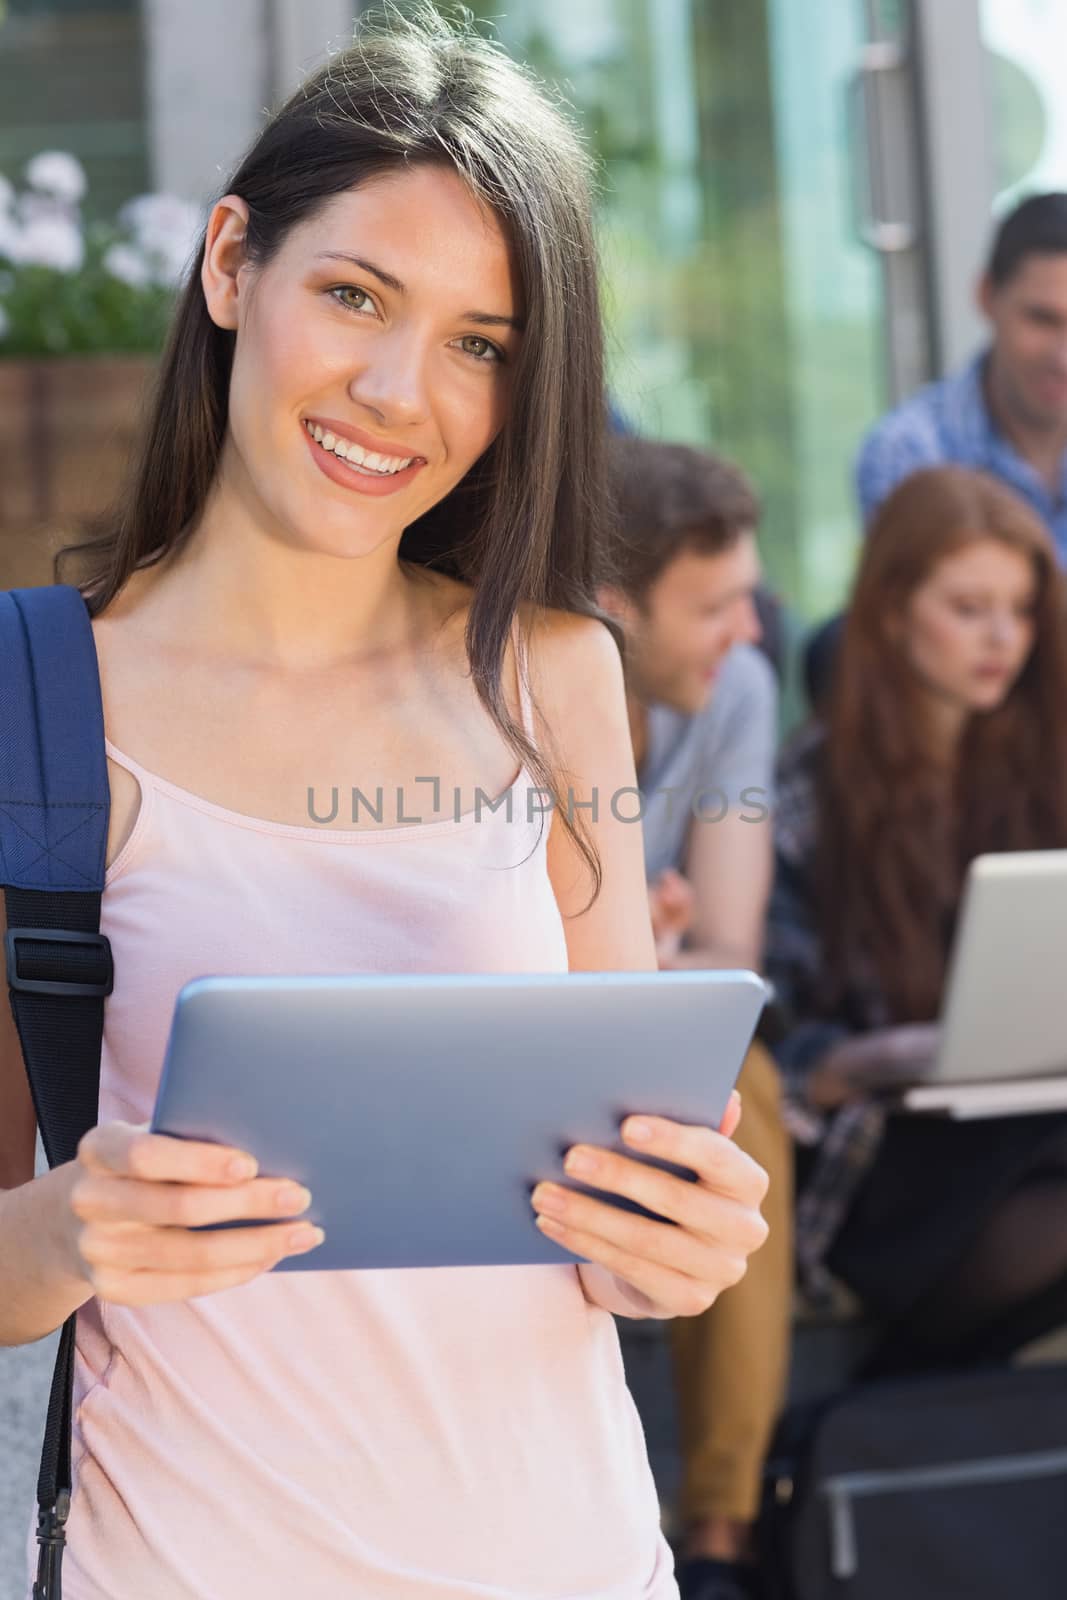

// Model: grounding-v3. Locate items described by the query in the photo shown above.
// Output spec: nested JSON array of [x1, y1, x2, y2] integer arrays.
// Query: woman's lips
[[302, 425, 426, 498], [973, 663, 1012, 681]]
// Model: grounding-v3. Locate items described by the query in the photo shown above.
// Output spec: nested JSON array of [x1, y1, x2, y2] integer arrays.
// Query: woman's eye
[[455, 334, 503, 364], [331, 285, 375, 314]]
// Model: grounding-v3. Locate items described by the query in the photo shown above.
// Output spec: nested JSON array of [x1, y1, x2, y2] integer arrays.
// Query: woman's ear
[[201, 195, 251, 332]]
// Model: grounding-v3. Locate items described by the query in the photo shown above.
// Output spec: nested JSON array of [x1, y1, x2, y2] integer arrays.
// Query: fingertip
[[226, 1154, 258, 1181], [124, 1127, 159, 1177], [622, 1116, 654, 1144], [719, 1090, 743, 1136]]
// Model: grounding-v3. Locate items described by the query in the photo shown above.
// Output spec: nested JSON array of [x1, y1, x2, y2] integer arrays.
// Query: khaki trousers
[[668, 1039, 794, 1525]]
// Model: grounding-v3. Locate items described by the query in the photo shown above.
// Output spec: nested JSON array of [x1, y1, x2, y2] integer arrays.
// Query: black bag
[[760, 1364, 1067, 1600]]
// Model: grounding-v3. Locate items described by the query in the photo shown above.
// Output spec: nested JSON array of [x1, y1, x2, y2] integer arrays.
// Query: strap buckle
[[4, 928, 114, 998]]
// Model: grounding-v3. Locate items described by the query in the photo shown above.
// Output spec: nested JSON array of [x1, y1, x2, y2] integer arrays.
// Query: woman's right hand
[[63, 1121, 324, 1305], [806, 1024, 940, 1110]]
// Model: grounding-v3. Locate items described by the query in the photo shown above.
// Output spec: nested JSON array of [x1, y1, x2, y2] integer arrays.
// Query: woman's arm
[[532, 610, 658, 974], [530, 612, 769, 1318], [0, 903, 328, 1346], [763, 851, 855, 1095], [763, 750, 938, 1110], [0, 897, 95, 1345]]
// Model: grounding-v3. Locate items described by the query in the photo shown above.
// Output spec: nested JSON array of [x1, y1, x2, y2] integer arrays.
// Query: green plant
[[0, 151, 200, 357]]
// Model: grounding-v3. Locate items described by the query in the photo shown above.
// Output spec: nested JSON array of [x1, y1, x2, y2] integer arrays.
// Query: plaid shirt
[[855, 352, 1067, 564], [764, 724, 893, 1304]]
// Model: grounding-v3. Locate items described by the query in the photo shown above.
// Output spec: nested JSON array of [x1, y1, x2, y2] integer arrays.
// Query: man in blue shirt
[[856, 192, 1067, 562]]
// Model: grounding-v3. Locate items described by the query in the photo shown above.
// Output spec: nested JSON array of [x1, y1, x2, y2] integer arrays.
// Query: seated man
[[856, 191, 1067, 559], [601, 436, 793, 1600], [796, 194, 1067, 719]]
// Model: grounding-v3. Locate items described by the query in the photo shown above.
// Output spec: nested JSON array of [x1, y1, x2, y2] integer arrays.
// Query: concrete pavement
[[1, 1139, 58, 1600], [0, 1332, 56, 1600]]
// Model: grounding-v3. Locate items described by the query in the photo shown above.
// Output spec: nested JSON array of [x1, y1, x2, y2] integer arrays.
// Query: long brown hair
[[818, 465, 1067, 1020], [58, 4, 614, 897]]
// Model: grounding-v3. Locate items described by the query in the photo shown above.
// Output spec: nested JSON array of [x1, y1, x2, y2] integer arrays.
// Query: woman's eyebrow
[[464, 309, 525, 333], [313, 250, 523, 331], [315, 250, 405, 291]]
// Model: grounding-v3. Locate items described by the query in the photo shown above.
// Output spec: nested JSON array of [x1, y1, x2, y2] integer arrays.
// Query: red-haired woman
[[767, 465, 1067, 1363]]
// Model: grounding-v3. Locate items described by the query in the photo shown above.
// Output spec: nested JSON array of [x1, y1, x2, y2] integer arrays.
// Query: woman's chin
[[285, 506, 405, 562], [968, 681, 1015, 714]]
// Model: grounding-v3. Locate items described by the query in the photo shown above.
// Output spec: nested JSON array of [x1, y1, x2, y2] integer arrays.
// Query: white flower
[[0, 303, 9, 341], [13, 214, 85, 273], [144, 234, 196, 289], [0, 174, 15, 215], [17, 190, 73, 226], [120, 193, 200, 241], [24, 151, 87, 207], [119, 193, 202, 287], [103, 241, 152, 290]]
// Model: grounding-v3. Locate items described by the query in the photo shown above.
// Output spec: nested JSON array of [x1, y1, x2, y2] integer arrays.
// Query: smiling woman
[[1, 7, 770, 1600], [58, 15, 608, 891]]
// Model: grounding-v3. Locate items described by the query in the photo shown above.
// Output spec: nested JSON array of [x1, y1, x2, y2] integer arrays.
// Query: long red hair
[[818, 466, 1067, 1021]]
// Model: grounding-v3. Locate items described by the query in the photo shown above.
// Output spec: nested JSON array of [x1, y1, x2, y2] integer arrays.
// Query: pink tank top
[[27, 647, 676, 1600]]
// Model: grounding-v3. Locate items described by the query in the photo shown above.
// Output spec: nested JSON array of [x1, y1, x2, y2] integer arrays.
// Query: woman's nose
[[987, 612, 1020, 648], [348, 331, 430, 429]]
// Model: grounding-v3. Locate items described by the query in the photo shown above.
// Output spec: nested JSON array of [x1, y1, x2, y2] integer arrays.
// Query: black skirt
[[826, 1108, 1067, 1323]]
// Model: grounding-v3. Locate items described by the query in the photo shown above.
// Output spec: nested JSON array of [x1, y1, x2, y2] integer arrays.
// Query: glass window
[[982, 0, 1067, 205], [464, 0, 887, 620], [0, 0, 148, 219]]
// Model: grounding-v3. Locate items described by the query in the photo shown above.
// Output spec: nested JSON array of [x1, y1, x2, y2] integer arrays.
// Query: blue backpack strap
[[0, 583, 109, 894], [0, 583, 113, 1600], [0, 582, 112, 1154]]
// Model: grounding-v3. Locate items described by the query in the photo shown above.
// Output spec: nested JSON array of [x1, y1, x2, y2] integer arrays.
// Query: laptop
[[904, 850, 1067, 1118]]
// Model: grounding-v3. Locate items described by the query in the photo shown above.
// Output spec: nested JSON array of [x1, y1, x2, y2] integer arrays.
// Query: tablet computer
[[150, 970, 766, 1271]]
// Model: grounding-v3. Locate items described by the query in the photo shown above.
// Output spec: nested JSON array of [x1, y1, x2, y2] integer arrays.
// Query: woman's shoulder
[[522, 603, 618, 670], [520, 605, 623, 734], [415, 572, 619, 701], [413, 575, 621, 747]]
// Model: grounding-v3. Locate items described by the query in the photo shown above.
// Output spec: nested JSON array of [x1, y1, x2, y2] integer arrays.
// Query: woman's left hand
[[530, 1091, 770, 1318]]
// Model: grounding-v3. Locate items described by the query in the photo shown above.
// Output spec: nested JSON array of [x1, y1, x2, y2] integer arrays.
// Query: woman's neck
[[121, 481, 422, 675], [915, 683, 970, 769]]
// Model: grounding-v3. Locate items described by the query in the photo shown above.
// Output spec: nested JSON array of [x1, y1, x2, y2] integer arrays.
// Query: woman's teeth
[[303, 420, 414, 476]]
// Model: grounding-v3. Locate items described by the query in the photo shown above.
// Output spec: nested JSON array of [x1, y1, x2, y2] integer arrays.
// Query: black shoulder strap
[[0, 584, 112, 1600]]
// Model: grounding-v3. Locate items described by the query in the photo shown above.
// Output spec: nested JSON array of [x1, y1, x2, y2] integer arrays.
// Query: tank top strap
[[104, 737, 153, 783]]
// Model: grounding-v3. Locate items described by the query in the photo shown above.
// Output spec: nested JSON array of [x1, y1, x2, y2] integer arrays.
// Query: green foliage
[[0, 220, 174, 356]]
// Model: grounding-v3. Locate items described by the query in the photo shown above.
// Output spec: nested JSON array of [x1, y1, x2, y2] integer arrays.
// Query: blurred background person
[[767, 466, 1067, 1371], [806, 193, 1067, 718], [602, 435, 792, 1600], [857, 194, 1067, 559]]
